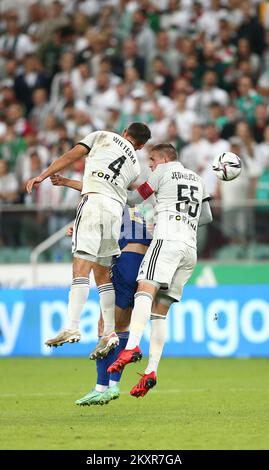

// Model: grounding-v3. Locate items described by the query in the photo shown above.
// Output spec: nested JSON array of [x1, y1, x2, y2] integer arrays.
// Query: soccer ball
[[212, 152, 242, 181]]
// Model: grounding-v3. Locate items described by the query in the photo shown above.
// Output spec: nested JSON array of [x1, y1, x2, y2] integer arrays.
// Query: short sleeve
[[78, 131, 100, 152], [201, 178, 211, 202]]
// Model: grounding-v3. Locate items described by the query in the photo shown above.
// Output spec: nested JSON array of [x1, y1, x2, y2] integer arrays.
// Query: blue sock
[[96, 336, 110, 386], [96, 332, 129, 386], [109, 331, 129, 383]]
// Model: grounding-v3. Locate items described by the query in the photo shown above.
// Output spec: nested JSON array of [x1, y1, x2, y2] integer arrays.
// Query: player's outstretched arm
[[50, 174, 83, 192], [127, 189, 144, 207], [26, 144, 87, 193], [127, 181, 154, 207]]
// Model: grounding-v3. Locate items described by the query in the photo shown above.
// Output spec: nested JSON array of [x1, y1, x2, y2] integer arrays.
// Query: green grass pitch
[[0, 357, 268, 450]]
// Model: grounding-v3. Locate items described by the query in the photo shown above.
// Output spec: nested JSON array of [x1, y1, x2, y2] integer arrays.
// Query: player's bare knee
[[137, 280, 159, 297], [115, 307, 132, 331], [72, 256, 92, 278], [153, 302, 169, 316], [93, 264, 111, 286], [154, 295, 175, 315]]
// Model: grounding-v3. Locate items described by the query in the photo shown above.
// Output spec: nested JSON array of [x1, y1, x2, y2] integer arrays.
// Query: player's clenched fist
[[66, 226, 73, 237], [50, 174, 66, 186]]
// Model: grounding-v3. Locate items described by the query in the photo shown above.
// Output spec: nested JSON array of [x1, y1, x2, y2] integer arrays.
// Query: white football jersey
[[79, 131, 140, 206], [146, 161, 210, 248]]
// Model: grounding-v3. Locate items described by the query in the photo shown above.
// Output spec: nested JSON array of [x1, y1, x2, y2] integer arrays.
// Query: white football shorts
[[72, 193, 122, 266], [137, 239, 197, 301]]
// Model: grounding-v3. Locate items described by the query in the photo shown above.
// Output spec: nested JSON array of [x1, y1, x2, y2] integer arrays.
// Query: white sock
[[98, 283, 115, 335], [66, 277, 89, 330], [95, 384, 108, 392], [145, 313, 167, 374], [126, 292, 153, 350], [109, 380, 119, 388]]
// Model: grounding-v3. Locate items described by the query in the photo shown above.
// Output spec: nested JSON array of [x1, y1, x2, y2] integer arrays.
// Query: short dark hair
[[126, 122, 151, 145], [151, 143, 178, 161]]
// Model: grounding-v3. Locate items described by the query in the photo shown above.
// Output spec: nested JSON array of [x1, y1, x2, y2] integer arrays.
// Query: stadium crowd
[[0, 0, 269, 260]]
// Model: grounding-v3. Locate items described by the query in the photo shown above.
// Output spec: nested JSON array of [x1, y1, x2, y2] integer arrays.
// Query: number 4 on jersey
[[108, 156, 127, 180]]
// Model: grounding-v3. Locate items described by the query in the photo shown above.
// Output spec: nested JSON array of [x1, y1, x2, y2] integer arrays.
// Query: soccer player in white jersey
[[108, 143, 213, 397], [26, 123, 151, 355]]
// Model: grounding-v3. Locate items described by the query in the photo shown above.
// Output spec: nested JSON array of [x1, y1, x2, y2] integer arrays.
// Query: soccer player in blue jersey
[[47, 174, 168, 406], [77, 206, 153, 405]]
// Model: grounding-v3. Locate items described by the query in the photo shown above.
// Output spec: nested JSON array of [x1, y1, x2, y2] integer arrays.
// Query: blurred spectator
[[90, 32, 110, 78], [99, 57, 121, 86], [220, 103, 239, 140], [196, 0, 227, 40], [16, 131, 50, 196], [0, 158, 19, 204], [27, 2, 46, 45], [186, 70, 229, 120], [174, 92, 198, 142], [49, 52, 76, 108], [112, 38, 146, 79], [0, 10, 35, 63], [255, 154, 269, 240], [207, 102, 226, 131], [0, 158, 19, 246], [236, 37, 260, 78], [235, 120, 260, 163], [14, 54, 49, 115], [29, 87, 51, 131], [166, 120, 186, 153], [19, 150, 48, 246], [117, 88, 152, 134], [132, 9, 156, 62], [52, 82, 75, 120], [215, 136, 261, 244], [235, 75, 263, 125], [196, 41, 226, 87], [124, 66, 144, 94], [180, 52, 200, 90], [256, 124, 269, 172], [90, 72, 118, 123], [0, 124, 27, 171], [215, 19, 237, 91], [172, 76, 193, 98], [252, 104, 269, 143], [38, 27, 68, 80], [71, 58, 95, 104], [37, 113, 60, 146], [142, 81, 174, 117], [151, 56, 173, 96], [181, 123, 211, 173], [160, 0, 191, 36], [0, 58, 17, 88], [202, 123, 230, 196], [149, 30, 181, 78], [149, 103, 171, 143], [37, 0, 71, 46], [235, 0, 265, 55]]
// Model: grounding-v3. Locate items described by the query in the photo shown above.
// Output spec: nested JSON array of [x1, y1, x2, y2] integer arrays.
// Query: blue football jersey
[[118, 207, 152, 250]]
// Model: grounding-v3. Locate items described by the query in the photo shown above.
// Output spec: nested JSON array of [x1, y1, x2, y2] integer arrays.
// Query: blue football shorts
[[111, 252, 144, 309]]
